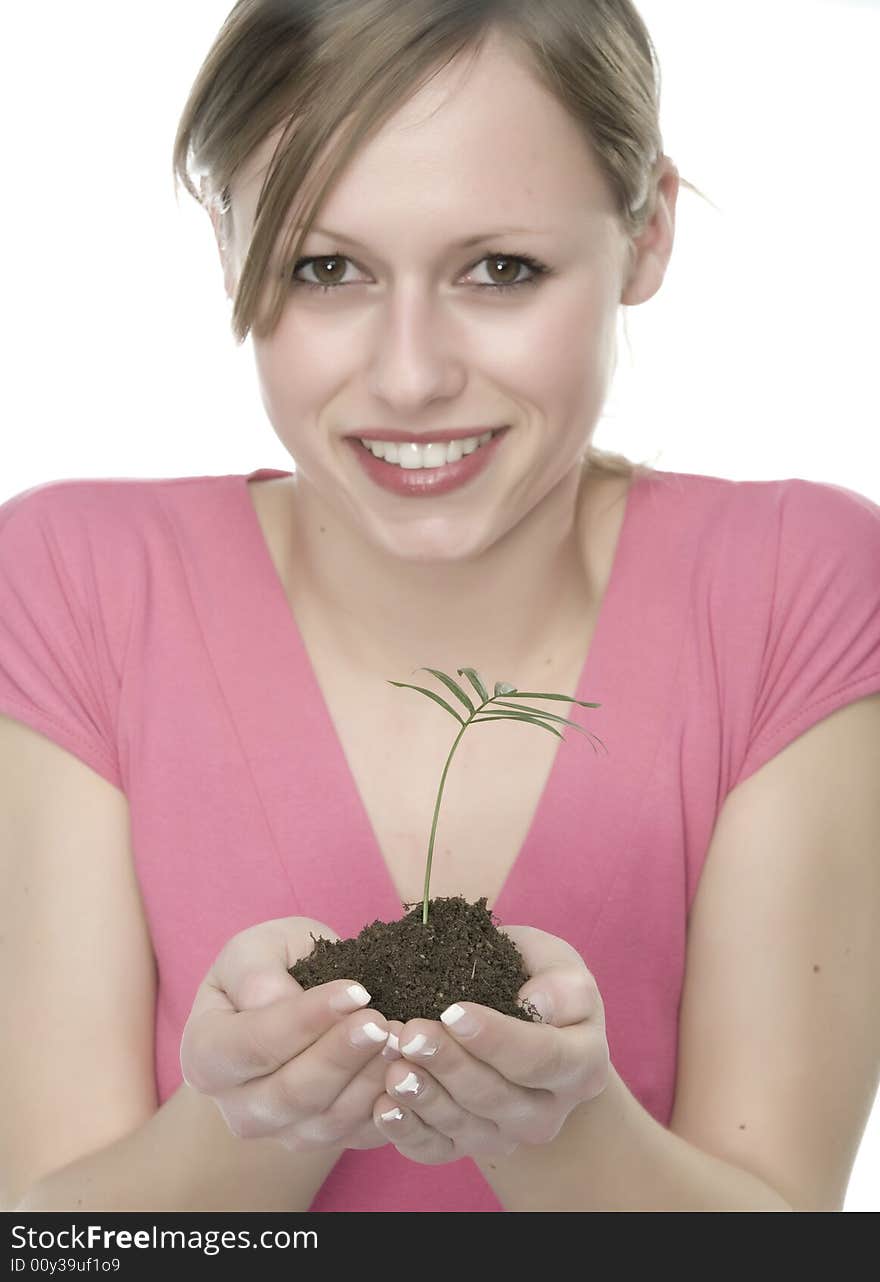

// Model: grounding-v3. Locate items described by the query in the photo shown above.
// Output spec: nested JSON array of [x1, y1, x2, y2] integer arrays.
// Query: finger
[[213, 916, 343, 1010], [393, 1017, 561, 1139], [181, 977, 379, 1094], [380, 1020, 405, 1062], [211, 1007, 392, 1139], [516, 964, 602, 1031], [500, 926, 603, 1028], [499, 922, 585, 972], [185, 914, 340, 1044], [373, 1093, 455, 1165], [436, 1001, 600, 1094], [277, 1021, 405, 1147], [381, 1061, 514, 1155], [277, 1044, 396, 1151]]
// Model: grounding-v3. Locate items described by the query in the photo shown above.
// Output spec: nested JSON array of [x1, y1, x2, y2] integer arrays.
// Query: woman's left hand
[[372, 924, 609, 1165]]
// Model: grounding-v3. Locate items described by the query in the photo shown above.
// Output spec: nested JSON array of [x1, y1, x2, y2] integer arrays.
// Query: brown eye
[[307, 256, 348, 286], [484, 256, 523, 286]]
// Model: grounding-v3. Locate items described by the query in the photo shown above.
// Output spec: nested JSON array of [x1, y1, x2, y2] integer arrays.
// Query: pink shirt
[[1, 466, 879, 1211]]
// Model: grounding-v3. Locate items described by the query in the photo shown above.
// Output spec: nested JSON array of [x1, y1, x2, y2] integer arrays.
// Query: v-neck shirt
[[1, 465, 878, 1211]]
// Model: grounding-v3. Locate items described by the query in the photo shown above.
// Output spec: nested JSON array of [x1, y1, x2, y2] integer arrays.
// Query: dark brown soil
[[289, 895, 542, 1024]]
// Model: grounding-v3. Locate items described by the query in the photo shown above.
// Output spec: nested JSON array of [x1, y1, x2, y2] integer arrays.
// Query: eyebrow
[[301, 225, 547, 249]]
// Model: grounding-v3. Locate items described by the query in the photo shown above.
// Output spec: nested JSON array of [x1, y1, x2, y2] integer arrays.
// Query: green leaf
[[386, 681, 466, 726], [499, 691, 602, 709], [471, 711, 564, 739], [415, 668, 475, 715], [494, 699, 592, 732], [491, 700, 607, 755], [494, 681, 517, 696], [456, 667, 490, 703]]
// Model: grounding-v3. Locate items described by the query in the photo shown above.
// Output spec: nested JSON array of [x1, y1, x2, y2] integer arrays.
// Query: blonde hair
[[172, 0, 713, 483]]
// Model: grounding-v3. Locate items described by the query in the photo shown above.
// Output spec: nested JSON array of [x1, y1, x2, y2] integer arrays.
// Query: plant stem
[[422, 698, 490, 925]]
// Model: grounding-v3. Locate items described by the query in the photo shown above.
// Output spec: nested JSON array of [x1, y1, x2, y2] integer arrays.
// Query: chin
[[368, 519, 497, 564]]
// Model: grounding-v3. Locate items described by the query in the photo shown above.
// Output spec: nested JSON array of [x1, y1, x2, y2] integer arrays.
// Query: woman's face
[[224, 33, 646, 563]]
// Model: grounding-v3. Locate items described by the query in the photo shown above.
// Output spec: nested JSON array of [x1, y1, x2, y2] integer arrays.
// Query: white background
[[2, 1, 877, 1210]]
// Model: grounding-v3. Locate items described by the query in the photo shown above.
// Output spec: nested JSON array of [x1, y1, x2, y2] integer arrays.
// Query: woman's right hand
[[179, 916, 404, 1152]]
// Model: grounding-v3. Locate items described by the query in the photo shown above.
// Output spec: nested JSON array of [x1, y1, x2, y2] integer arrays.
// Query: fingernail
[[381, 1032, 401, 1060], [400, 1033, 438, 1057], [330, 983, 372, 1013], [380, 1106, 406, 1122], [440, 1003, 480, 1037], [349, 1020, 389, 1048], [393, 1070, 422, 1096], [522, 990, 554, 1023]]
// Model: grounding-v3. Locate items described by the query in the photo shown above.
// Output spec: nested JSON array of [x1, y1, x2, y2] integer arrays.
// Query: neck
[[283, 461, 617, 689]]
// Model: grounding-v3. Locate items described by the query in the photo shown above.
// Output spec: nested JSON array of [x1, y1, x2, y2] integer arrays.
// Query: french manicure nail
[[330, 983, 372, 1013], [400, 1033, 438, 1057], [394, 1070, 422, 1096], [349, 1020, 389, 1048], [440, 1003, 480, 1036]]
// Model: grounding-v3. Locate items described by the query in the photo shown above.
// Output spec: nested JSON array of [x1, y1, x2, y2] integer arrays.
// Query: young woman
[[3, 1, 878, 1213]]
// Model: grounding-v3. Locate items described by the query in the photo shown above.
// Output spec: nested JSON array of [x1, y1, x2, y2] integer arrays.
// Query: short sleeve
[[0, 483, 125, 791], [734, 478, 880, 789]]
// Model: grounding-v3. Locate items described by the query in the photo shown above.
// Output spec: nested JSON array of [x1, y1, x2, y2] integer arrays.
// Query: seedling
[[386, 666, 606, 925]]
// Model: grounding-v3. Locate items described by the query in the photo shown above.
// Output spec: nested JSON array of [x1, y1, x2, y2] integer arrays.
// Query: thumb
[[516, 964, 600, 1028], [499, 924, 600, 1029], [210, 915, 341, 1012], [236, 968, 299, 1010]]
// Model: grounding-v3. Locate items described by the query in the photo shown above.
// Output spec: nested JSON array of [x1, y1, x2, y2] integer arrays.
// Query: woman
[[2, 1, 878, 1213]]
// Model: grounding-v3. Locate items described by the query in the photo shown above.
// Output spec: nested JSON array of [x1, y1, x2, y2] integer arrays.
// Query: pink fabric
[[1, 466, 879, 1211]]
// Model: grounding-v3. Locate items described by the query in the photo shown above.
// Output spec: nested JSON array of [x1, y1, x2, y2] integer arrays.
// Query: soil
[[288, 895, 543, 1024]]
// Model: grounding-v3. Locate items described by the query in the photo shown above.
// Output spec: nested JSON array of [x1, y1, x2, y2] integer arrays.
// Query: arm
[[473, 1066, 792, 1211], [476, 693, 880, 1211], [0, 715, 339, 1212], [15, 1081, 342, 1213]]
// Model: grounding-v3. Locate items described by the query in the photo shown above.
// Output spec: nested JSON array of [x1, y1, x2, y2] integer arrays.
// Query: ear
[[207, 199, 238, 303], [620, 157, 680, 307]]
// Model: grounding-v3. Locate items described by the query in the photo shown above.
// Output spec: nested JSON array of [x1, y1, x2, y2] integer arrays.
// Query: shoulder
[[630, 469, 879, 602], [0, 474, 231, 644], [0, 472, 238, 554], [0, 479, 140, 584], [626, 467, 879, 521], [1, 475, 158, 537]]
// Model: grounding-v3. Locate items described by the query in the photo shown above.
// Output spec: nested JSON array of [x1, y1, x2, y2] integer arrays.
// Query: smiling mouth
[[354, 427, 509, 466], [344, 423, 509, 495]]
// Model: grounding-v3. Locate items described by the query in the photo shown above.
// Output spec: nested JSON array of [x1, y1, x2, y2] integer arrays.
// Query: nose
[[366, 284, 467, 412]]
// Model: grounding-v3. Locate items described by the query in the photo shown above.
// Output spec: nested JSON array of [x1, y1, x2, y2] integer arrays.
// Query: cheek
[[498, 295, 615, 418], [252, 321, 336, 427]]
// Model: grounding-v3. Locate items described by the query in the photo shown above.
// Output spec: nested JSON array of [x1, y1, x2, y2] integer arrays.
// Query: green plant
[[387, 666, 606, 925]]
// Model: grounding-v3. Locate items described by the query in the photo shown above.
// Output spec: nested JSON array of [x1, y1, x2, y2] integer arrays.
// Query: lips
[[345, 424, 508, 497]]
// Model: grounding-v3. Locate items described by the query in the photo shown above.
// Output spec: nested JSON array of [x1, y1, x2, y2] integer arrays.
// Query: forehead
[[230, 33, 616, 247]]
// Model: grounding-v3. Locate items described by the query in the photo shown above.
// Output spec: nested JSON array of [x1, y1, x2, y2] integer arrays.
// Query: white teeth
[[360, 431, 496, 469]]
